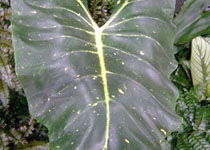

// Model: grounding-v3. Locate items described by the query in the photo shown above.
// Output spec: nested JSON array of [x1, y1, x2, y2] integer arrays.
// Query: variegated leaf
[[191, 36, 210, 97]]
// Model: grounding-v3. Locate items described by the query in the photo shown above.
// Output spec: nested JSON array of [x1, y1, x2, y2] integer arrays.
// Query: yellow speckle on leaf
[[93, 76, 97, 80], [92, 103, 98, 107], [111, 95, 115, 98], [125, 139, 130, 144], [140, 51, 144, 55], [160, 128, 167, 135], [77, 110, 81, 114], [64, 67, 69, 72], [132, 107, 136, 110], [53, 14, 58, 18], [77, 75, 80, 78], [60, 35, 66, 38], [74, 86, 77, 90], [56, 146, 60, 149], [17, 11, 22, 15], [118, 88, 124, 94], [31, 11, 37, 14]]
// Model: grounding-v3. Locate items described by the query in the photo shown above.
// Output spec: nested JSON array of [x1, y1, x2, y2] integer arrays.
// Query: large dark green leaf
[[174, 0, 210, 44], [12, 0, 182, 149]]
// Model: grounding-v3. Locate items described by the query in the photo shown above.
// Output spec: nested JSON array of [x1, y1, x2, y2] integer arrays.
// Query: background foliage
[[0, 0, 49, 149], [0, 0, 210, 149]]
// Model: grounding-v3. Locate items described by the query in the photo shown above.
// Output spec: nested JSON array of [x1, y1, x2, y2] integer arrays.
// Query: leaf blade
[[12, 0, 182, 149], [191, 36, 210, 97]]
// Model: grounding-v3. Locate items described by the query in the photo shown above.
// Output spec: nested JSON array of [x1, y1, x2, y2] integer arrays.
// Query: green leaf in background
[[17, 141, 50, 150], [174, 0, 210, 44], [174, 88, 210, 150], [12, 0, 182, 149], [0, 51, 10, 107], [177, 131, 210, 150], [0, 78, 9, 107], [191, 36, 210, 97]]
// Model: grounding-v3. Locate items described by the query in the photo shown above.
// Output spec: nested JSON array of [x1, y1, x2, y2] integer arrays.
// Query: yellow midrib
[[76, 0, 111, 148], [95, 27, 110, 150], [77, 0, 128, 149]]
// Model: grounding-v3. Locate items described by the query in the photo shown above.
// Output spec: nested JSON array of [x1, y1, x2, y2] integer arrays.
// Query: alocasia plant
[[11, 0, 209, 149]]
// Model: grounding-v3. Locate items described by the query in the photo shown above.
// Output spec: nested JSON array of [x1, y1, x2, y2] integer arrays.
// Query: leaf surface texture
[[12, 0, 181, 149]]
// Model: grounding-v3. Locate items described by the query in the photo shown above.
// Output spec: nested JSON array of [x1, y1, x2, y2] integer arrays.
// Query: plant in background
[[11, 0, 210, 149], [169, 30, 210, 150], [0, 0, 22, 107], [173, 36, 210, 149], [0, 92, 50, 149], [170, 88, 210, 150], [87, 0, 114, 27], [170, 2, 210, 148], [190, 36, 210, 98], [174, 0, 210, 45], [0, 0, 50, 149]]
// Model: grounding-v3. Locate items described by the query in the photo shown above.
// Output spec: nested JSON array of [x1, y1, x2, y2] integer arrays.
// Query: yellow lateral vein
[[77, 0, 98, 28], [24, 1, 93, 28], [102, 0, 128, 30], [55, 74, 101, 95], [95, 27, 110, 150], [42, 25, 94, 35], [105, 16, 165, 29], [127, 0, 144, 4], [93, 1, 128, 148], [27, 35, 96, 46]]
